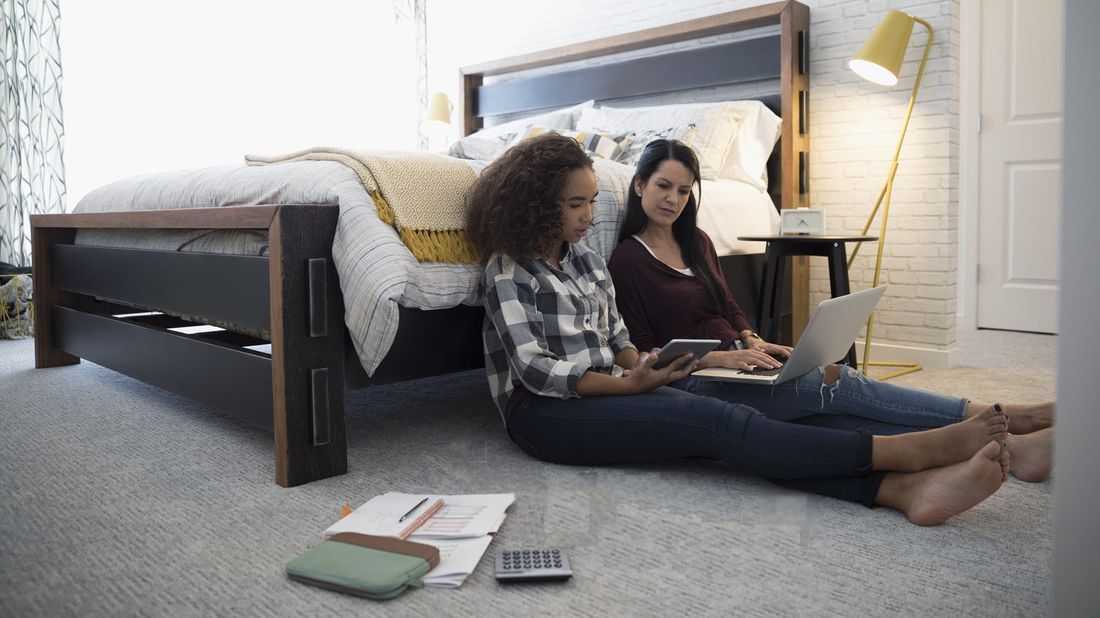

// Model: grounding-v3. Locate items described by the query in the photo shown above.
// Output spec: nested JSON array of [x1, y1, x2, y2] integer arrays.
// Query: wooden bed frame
[[30, 1, 810, 487]]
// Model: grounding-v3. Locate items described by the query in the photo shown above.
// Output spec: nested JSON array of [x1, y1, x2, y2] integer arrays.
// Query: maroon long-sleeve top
[[607, 230, 753, 353]]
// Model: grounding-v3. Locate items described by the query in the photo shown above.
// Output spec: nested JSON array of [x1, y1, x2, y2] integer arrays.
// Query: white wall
[[1053, 0, 1100, 612], [60, 0, 419, 207], [428, 0, 958, 365]]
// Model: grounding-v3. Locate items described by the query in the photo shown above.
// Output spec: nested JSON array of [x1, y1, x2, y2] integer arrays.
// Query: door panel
[[977, 0, 1063, 333]]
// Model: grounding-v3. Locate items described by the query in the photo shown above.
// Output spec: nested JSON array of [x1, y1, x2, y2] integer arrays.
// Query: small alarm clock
[[780, 207, 825, 235]]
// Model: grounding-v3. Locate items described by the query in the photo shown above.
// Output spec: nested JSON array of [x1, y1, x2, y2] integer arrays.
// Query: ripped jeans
[[674, 364, 968, 430]]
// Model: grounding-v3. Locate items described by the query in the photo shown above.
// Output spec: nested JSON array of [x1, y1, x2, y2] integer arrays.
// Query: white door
[[977, 0, 1063, 333]]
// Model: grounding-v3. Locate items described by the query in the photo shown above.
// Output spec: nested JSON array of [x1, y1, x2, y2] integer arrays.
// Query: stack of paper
[[323, 492, 515, 588]]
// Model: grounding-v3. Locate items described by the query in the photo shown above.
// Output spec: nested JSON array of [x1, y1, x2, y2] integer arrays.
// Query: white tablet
[[651, 339, 722, 369]]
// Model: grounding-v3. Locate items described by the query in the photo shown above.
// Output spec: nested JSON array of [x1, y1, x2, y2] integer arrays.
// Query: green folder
[[286, 533, 440, 600]]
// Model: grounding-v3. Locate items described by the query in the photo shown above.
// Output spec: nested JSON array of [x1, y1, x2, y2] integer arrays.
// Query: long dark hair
[[466, 132, 594, 262], [618, 139, 729, 319]]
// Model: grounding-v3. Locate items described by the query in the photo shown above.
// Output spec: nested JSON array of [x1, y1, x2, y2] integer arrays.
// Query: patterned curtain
[[0, 0, 66, 267], [414, 0, 427, 152], [393, 0, 428, 151]]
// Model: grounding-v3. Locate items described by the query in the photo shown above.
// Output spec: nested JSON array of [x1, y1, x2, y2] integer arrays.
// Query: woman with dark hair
[[606, 139, 1053, 483], [467, 131, 1016, 526], [610, 139, 786, 368]]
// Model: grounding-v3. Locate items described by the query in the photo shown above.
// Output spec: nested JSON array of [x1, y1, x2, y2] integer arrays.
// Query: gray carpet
[[0, 336, 1055, 616]]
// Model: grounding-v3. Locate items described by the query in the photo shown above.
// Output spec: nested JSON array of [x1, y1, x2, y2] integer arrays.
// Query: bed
[[31, 1, 811, 486]]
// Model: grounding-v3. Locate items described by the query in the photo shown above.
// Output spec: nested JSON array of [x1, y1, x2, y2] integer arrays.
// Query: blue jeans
[[675, 365, 968, 429], [508, 387, 885, 507]]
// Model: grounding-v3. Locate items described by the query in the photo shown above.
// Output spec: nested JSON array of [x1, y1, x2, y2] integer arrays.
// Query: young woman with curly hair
[[467, 131, 1012, 526]]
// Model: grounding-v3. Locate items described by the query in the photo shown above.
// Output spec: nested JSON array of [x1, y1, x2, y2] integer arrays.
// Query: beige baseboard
[[854, 340, 954, 369]]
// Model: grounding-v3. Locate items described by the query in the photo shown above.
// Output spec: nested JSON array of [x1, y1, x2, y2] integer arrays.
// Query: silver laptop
[[691, 285, 887, 385]]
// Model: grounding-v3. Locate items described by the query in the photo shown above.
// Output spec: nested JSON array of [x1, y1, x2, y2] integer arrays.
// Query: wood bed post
[[268, 205, 348, 487], [31, 224, 80, 368], [458, 72, 483, 137], [781, 0, 811, 342]]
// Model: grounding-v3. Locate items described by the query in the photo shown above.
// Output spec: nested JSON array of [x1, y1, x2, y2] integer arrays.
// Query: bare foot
[[968, 401, 1054, 434], [1006, 427, 1054, 482], [881, 441, 1007, 526], [874, 405, 1008, 472]]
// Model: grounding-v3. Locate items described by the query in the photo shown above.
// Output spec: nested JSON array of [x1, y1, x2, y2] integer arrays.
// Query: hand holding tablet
[[651, 339, 722, 369]]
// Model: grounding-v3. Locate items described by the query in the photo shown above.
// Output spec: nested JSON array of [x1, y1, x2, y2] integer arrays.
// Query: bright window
[[60, 0, 419, 206]]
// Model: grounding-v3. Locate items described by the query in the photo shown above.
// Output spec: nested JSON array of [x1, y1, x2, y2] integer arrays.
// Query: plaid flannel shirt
[[481, 242, 636, 421]]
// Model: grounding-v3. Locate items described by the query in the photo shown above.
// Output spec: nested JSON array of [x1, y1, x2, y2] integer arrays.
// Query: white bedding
[[695, 179, 781, 256], [73, 157, 634, 375], [73, 156, 774, 375]]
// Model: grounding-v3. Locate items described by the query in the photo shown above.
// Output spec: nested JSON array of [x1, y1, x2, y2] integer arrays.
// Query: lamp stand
[[847, 17, 934, 380]]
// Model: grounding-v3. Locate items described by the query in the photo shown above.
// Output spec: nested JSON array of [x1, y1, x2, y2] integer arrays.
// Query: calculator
[[493, 547, 573, 583]]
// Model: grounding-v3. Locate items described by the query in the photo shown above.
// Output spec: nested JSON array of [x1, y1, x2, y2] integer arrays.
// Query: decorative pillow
[[610, 125, 699, 170], [575, 101, 745, 180], [717, 101, 782, 190], [511, 127, 631, 160], [0, 274, 33, 340], [447, 100, 595, 161]]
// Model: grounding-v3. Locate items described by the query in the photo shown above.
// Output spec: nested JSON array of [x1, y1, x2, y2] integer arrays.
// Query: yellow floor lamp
[[847, 10, 934, 380]]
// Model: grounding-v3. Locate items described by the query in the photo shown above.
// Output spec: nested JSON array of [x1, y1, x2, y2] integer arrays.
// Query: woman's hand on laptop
[[698, 349, 784, 371], [750, 339, 792, 359], [740, 331, 792, 359]]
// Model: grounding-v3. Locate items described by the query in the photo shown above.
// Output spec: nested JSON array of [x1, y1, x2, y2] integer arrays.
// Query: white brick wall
[[810, 0, 958, 357], [428, 0, 959, 359]]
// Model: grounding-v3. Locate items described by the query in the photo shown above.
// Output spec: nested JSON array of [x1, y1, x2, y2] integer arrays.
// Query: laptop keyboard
[[745, 366, 783, 377]]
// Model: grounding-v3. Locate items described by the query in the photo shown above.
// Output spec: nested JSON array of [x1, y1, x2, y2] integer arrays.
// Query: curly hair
[[466, 132, 594, 262]]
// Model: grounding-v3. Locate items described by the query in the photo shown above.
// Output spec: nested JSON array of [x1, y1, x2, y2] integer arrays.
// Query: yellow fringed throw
[[245, 147, 478, 263]]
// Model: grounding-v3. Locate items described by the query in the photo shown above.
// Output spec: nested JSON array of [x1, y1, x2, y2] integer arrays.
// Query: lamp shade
[[423, 91, 452, 127], [849, 10, 916, 86]]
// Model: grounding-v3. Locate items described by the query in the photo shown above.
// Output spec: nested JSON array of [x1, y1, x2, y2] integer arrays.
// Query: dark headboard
[[471, 38, 783, 119]]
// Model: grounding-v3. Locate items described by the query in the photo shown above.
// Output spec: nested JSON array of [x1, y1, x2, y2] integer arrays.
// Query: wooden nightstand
[[738, 234, 878, 366]]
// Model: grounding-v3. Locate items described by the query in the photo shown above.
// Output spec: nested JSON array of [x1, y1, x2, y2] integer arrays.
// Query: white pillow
[[448, 100, 595, 160], [695, 179, 781, 256], [717, 102, 782, 190], [575, 101, 745, 180]]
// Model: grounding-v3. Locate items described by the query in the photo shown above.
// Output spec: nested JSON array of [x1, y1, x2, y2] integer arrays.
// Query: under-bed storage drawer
[[53, 306, 274, 430], [51, 244, 270, 332]]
